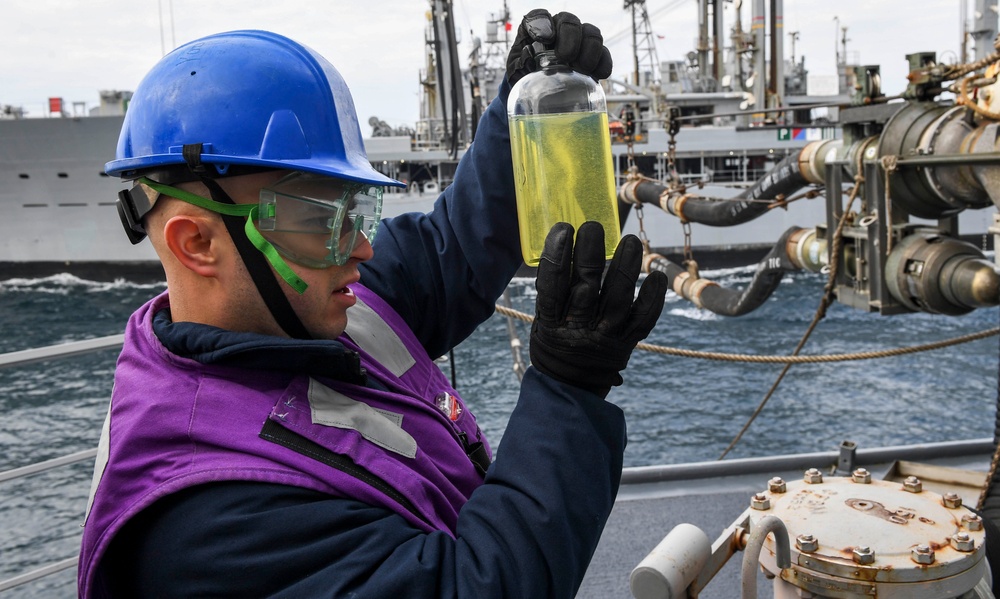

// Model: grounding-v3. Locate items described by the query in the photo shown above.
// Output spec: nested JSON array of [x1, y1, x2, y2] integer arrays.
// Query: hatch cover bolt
[[962, 513, 984, 531], [911, 544, 936, 564], [803, 468, 823, 484], [852, 546, 875, 565], [952, 532, 975, 552], [768, 477, 787, 493], [795, 534, 818, 553], [942, 492, 962, 509], [852, 468, 871, 484], [751, 493, 771, 510], [903, 476, 923, 493]]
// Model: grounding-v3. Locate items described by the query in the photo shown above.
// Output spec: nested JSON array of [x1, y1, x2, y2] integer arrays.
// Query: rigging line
[[978, 304, 1000, 511], [604, 0, 689, 46], [492, 305, 999, 363], [718, 170, 865, 460]]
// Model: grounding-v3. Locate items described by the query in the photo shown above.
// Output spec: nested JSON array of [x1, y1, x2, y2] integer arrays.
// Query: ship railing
[[0, 334, 124, 593]]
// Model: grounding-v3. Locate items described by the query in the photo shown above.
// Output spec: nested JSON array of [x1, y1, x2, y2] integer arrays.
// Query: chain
[[682, 221, 694, 264], [621, 105, 688, 259], [663, 106, 694, 263], [666, 106, 681, 187]]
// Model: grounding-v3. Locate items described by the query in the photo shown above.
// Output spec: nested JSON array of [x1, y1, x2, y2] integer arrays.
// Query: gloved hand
[[505, 9, 613, 86], [529, 222, 668, 398]]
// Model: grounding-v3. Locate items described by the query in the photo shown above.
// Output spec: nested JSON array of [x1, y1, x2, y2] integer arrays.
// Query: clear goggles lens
[[256, 172, 383, 268]]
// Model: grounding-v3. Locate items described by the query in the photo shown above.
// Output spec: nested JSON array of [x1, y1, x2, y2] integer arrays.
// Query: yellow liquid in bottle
[[509, 111, 620, 266]]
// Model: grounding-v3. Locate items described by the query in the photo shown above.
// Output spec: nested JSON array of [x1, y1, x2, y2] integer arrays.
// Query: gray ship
[[9, 0, 987, 279]]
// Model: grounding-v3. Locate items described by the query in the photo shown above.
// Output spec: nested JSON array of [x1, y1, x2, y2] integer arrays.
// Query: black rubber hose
[[647, 227, 804, 316], [628, 153, 809, 227]]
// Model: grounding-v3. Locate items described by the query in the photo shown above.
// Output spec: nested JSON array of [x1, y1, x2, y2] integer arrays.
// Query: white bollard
[[630, 523, 711, 599]]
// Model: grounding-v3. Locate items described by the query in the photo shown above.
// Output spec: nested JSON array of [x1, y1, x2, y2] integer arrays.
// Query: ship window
[[57, 203, 87, 207], [23, 203, 48, 208], [58, 172, 68, 178], [97, 202, 117, 206], [19, 173, 29, 179]]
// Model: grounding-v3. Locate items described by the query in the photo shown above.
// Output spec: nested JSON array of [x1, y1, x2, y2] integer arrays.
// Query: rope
[[492, 305, 999, 364], [957, 76, 1000, 121], [978, 304, 1000, 511], [716, 172, 864, 459]]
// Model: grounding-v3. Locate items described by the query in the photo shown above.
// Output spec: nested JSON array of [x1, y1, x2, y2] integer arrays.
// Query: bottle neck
[[536, 50, 564, 70]]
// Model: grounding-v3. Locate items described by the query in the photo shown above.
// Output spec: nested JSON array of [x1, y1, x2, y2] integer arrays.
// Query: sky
[[0, 1, 986, 129]]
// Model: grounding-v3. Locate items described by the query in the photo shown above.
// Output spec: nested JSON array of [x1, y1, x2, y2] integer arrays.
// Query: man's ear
[[162, 215, 224, 278]]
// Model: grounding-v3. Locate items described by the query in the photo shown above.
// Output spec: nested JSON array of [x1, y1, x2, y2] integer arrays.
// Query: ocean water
[[1, 269, 998, 596]]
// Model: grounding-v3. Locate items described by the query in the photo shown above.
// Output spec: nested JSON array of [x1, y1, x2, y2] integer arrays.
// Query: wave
[[0, 273, 166, 294]]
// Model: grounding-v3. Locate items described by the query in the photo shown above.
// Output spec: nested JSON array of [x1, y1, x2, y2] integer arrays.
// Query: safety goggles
[[257, 172, 383, 269], [136, 172, 383, 295]]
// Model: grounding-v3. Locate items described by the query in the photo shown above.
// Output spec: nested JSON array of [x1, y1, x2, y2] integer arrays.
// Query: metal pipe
[[773, 0, 784, 109], [741, 515, 790, 599], [894, 152, 1000, 167], [0, 558, 78, 593], [619, 438, 995, 485], [751, 0, 766, 116], [0, 334, 124, 370], [699, 0, 710, 80], [712, 0, 724, 83], [0, 448, 98, 484]]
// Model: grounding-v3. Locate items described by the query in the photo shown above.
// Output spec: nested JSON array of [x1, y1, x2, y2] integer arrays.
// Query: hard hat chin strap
[[182, 144, 313, 340]]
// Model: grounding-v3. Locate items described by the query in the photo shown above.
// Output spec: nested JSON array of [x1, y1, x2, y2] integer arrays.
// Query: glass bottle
[[507, 50, 620, 266]]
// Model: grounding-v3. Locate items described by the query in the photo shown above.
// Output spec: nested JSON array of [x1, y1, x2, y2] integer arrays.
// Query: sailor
[[79, 9, 668, 599]]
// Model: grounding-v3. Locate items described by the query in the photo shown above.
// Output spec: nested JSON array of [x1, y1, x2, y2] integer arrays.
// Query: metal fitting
[[952, 532, 975, 552], [751, 493, 771, 511], [852, 546, 875, 565], [803, 468, 823, 484], [962, 513, 984, 531], [795, 534, 818, 553], [942, 492, 963, 509], [768, 477, 787, 493], [852, 468, 871, 484], [903, 476, 923, 493], [911, 544, 936, 565]]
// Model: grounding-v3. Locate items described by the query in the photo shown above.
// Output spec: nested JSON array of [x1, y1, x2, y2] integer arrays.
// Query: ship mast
[[426, 0, 468, 158], [624, 0, 661, 87]]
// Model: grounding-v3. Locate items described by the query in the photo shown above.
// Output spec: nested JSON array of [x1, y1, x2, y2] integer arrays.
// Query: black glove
[[505, 9, 613, 86], [529, 222, 668, 398]]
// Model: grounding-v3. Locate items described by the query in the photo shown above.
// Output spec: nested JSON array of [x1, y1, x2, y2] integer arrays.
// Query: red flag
[[505, 21, 512, 31], [48, 97, 63, 113]]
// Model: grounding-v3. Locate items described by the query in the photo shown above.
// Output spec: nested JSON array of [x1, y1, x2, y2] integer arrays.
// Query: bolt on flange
[[952, 532, 975, 552], [962, 513, 984, 531], [852, 468, 871, 484], [803, 468, 823, 484], [751, 492, 771, 510], [911, 544, 935, 565], [768, 477, 787, 493], [796, 534, 818, 553], [941, 492, 962, 509], [852, 546, 875, 565], [903, 476, 923, 493]]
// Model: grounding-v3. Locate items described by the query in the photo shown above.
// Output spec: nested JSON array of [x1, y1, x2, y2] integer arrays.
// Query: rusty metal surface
[[748, 474, 987, 598]]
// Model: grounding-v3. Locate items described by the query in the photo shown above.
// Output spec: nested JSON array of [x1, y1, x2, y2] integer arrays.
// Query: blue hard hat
[[105, 30, 403, 188]]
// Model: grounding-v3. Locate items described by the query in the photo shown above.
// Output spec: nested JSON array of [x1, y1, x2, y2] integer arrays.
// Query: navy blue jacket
[[104, 81, 628, 598]]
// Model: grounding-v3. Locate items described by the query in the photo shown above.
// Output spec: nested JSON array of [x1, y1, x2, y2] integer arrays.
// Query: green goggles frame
[[138, 178, 316, 294]]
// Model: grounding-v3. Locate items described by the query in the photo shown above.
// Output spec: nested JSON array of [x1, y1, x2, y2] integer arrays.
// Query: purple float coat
[[79, 285, 489, 598]]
